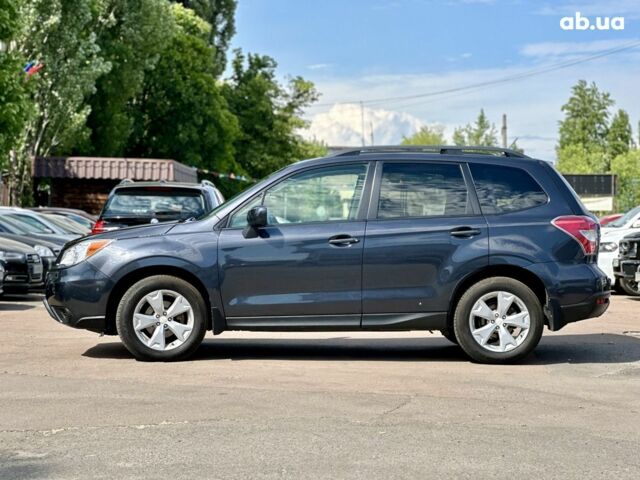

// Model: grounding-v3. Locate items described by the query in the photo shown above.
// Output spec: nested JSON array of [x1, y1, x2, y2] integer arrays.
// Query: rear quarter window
[[469, 163, 548, 214]]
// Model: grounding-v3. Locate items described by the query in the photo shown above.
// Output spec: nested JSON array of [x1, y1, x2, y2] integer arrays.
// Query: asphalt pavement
[[0, 294, 639, 479]]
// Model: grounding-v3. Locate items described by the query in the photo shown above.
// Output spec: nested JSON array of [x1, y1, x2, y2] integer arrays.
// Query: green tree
[[611, 150, 640, 212], [607, 109, 633, 159], [0, 0, 31, 174], [452, 109, 497, 146], [174, 0, 236, 75], [556, 144, 607, 174], [558, 80, 613, 151], [222, 50, 320, 179], [85, 0, 174, 156], [127, 4, 239, 172], [402, 125, 446, 145]]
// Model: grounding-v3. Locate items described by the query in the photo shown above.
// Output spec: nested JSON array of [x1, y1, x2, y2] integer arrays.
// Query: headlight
[[0, 251, 24, 260], [599, 242, 618, 253], [34, 245, 55, 258], [59, 239, 113, 267]]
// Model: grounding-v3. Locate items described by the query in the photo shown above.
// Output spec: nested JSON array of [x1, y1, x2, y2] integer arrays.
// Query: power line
[[307, 39, 640, 110]]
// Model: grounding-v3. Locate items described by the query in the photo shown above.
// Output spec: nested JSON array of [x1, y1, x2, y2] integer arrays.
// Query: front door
[[218, 163, 371, 328]]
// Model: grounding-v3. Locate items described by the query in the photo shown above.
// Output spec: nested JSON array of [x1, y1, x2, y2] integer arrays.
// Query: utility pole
[[370, 121, 374, 146], [360, 101, 365, 146], [501, 114, 507, 149]]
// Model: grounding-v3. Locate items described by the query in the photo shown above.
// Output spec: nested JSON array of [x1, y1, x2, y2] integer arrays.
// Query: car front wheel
[[619, 278, 640, 296], [453, 277, 544, 364], [116, 275, 207, 361]]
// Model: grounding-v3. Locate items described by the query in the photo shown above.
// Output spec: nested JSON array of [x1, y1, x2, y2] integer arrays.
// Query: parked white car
[[598, 205, 640, 286]]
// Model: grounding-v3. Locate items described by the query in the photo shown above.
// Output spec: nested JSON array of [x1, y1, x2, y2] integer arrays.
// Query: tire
[[116, 275, 207, 361], [619, 278, 640, 296], [440, 329, 458, 345], [453, 277, 544, 364]]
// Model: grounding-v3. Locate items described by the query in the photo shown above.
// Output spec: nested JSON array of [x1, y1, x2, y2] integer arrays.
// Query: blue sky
[[232, 1, 640, 159]]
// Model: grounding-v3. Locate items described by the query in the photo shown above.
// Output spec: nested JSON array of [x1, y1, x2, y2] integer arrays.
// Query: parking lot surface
[[1, 294, 639, 479]]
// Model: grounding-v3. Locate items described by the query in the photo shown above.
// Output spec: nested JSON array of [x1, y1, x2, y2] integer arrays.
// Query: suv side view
[[44, 146, 610, 364]]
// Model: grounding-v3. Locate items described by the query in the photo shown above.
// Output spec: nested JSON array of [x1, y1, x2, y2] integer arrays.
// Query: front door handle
[[450, 227, 481, 238], [328, 234, 360, 246]]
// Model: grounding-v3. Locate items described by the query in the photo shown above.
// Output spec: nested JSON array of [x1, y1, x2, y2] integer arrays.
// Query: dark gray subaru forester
[[45, 146, 610, 363]]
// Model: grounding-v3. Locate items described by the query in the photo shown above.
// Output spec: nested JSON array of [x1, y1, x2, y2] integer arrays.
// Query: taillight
[[91, 219, 105, 235], [551, 215, 598, 255]]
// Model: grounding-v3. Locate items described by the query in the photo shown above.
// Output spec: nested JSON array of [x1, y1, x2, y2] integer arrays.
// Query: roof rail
[[118, 178, 134, 185], [331, 145, 529, 159], [200, 179, 216, 188]]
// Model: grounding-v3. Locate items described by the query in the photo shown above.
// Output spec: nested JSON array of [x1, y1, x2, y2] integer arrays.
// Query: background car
[[91, 180, 225, 234], [0, 208, 80, 242], [0, 231, 60, 283], [613, 231, 640, 295], [41, 213, 90, 235], [29, 207, 97, 230], [598, 205, 640, 287], [0, 216, 71, 246], [0, 237, 43, 294], [599, 213, 623, 227]]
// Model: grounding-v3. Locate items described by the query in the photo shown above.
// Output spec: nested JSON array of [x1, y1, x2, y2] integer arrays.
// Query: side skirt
[[224, 312, 447, 332]]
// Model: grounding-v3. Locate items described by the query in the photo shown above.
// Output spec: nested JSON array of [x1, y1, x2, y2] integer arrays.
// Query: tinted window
[[229, 164, 368, 227], [103, 189, 205, 220], [377, 163, 470, 219], [469, 164, 548, 214]]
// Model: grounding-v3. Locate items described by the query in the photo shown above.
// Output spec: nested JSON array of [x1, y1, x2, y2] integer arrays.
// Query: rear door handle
[[450, 227, 481, 238], [328, 235, 360, 246]]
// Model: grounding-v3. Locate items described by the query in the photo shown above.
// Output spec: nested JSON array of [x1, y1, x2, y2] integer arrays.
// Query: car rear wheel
[[619, 278, 640, 296], [116, 275, 207, 361], [453, 277, 544, 364]]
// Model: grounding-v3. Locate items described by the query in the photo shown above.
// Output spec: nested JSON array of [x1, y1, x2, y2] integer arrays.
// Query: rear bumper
[[528, 262, 611, 331]]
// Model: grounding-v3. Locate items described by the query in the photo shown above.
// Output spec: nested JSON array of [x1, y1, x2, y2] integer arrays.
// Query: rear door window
[[377, 162, 471, 218], [469, 164, 548, 214]]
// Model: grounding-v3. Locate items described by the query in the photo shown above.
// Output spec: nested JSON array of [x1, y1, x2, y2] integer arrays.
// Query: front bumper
[[44, 261, 114, 333], [613, 259, 640, 280]]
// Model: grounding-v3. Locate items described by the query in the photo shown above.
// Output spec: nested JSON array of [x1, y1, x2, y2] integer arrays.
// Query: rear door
[[362, 161, 488, 326]]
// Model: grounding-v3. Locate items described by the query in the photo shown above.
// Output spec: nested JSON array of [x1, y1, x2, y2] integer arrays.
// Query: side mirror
[[632, 221, 640, 229], [243, 206, 267, 238], [247, 206, 268, 229]]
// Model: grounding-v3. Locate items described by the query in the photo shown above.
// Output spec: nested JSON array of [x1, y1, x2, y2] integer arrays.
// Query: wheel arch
[[104, 265, 215, 335], [447, 264, 548, 330]]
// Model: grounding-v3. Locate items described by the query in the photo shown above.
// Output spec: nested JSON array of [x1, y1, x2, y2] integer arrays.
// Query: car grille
[[26, 253, 42, 281]]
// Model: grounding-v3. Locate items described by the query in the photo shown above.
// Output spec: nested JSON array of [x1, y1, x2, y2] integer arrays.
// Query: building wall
[[44, 179, 119, 214]]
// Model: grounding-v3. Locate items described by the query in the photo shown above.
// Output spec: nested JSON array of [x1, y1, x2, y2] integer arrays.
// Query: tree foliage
[[222, 50, 320, 179], [402, 125, 446, 145], [555, 80, 639, 212], [85, 0, 174, 156], [558, 80, 613, 151], [174, 0, 236, 75], [126, 4, 239, 172], [0, 0, 31, 173], [452, 109, 498, 146]]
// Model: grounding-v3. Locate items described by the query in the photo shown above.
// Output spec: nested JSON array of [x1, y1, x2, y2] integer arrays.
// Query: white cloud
[[302, 49, 640, 160], [534, 1, 640, 19], [307, 63, 332, 70], [302, 103, 424, 146], [520, 39, 636, 58]]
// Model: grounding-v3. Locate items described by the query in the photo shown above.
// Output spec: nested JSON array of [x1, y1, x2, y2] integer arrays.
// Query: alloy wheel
[[132, 289, 195, 351], [468, 290, 531, 353]]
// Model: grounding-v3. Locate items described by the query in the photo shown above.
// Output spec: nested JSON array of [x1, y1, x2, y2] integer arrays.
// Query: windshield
[[7, 213, 55, 234], [607, 205, 640, 228], [44, 214, 87, 234], [103, 188, 206, 220], [0, 217, 30, 235]]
